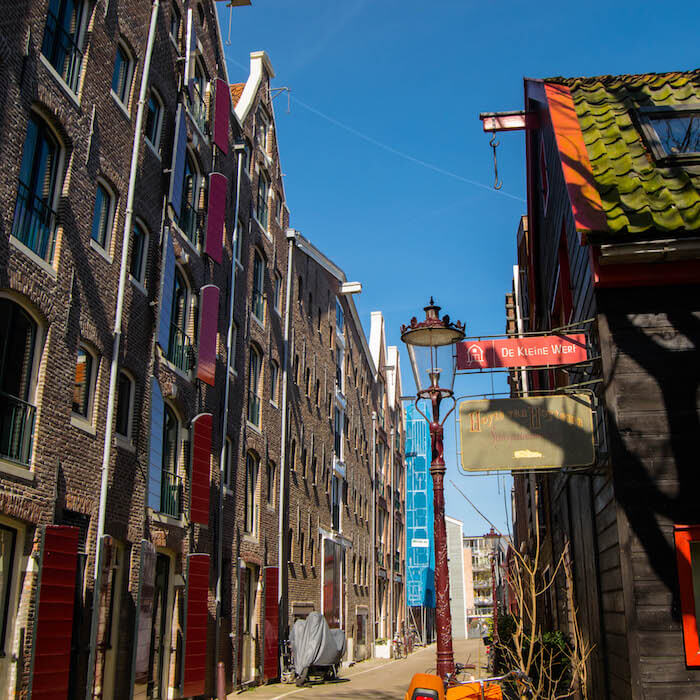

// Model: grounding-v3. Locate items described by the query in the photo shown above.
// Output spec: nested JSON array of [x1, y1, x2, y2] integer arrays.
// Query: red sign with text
[[457, 334, 587, 370]]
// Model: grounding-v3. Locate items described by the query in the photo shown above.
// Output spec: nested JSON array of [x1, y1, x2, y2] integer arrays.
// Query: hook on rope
[[489, 133, 503, 190]]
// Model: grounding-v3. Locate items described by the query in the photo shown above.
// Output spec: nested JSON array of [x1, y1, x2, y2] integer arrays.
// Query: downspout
[[389, 421, 394, 644], [86, 2, 160, 698], [370, 411, 377, 646], [278, 229, 296, 639], [215, 141, 245, 673]]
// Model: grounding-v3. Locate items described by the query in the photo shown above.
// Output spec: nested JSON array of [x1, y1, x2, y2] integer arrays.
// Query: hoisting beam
[[479, 110, 539, 132]]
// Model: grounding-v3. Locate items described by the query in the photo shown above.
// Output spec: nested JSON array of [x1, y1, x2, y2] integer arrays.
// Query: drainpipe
[[278, 229, 296, 639], [85, 2, 160, 698], [370, 411, 376, 646], [215, 141, 245, 675]]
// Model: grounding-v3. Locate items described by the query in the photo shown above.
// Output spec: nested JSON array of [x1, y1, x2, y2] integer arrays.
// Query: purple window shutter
[[147, 378, 165, 510], [157, 230, 176, 355], [168, 105, 187, 220], [213, 78, 230, 154], [197, 285, 219, 386], [204, 173, 227, 263]]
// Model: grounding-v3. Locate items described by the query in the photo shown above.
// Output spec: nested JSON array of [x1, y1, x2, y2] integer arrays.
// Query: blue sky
[[218, 0, 699, 535]]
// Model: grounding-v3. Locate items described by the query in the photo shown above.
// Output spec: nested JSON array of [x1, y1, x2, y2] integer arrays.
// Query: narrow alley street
[[230, 639, 488, 700]]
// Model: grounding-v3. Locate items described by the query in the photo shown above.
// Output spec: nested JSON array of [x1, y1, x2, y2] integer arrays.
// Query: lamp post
[[401, 298, 465, 682]]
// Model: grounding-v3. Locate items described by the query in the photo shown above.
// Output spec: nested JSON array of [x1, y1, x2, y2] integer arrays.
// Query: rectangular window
[[256, 107, 269, 151], [270, 361, 279, 403], [41, 0, 85, 93], [245, 452, 258, 534], [72, 346, 94, 418], [115, 372, 132, 438], [234, 219, 244, 265], [247, 348, 262, 428], [223, 437, 233, 488], [675, 524, 700, 667], [91, 182, 113, 249], [273, 273, 282, 314], [228, 322, 238, 374], [169, 3, 181, 41], [13, 115, 60, 262], [266, 461, 275, 505], [650, 113, 700, 157], [111, 43, 133, 105], [145, 91, 163, 150], [331, 475, 340, 531], [0, 524, 18, 654], [256, 173, 269, 230], [252, 253, 265, 324], [335, 297, 344, 334]]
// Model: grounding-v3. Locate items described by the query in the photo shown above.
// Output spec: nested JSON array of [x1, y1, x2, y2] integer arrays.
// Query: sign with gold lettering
[[457, 394, 594, 471]]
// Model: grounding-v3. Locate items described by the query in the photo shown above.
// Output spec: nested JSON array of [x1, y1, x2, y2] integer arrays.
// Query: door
[[148, 554, 171, 699], [0, 523, 19, 698], [240, 564, 259, 683], [102, 543, 125, 700]]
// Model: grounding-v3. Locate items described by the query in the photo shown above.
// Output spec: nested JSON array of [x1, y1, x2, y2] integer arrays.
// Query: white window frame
[[273, 272, 282, 314], [144, 88, 164, 156], [115, 370, 135, 446]]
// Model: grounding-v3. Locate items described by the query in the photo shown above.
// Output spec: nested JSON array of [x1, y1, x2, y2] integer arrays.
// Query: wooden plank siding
[[522, 99, 631, 698], [597, 285, 700, 697]]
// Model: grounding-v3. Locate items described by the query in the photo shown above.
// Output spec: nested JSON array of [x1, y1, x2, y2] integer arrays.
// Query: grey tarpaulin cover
[[289, 611, 346, 677]]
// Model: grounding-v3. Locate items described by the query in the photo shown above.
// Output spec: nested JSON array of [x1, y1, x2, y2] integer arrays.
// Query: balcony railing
[[41, 10, 84, 93], [12, 182, 58, 262], [247, 390, 261, 428], [167, 325, 192, 372], [252, 290, 265, 324], [188, 82, 208, 135], [0, 391, 36, 466], [160, 470, 182, 518], [179, 201, 202, 248]]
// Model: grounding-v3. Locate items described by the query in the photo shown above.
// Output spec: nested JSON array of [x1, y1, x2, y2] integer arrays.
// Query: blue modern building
[[405, 404, 435, 641]]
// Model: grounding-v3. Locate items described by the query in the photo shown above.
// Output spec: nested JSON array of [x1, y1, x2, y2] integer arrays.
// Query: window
[[310, 454, 317, 484], [255, 106, 269, 152], [111, 42, 134, 107], [256, 172, 269, 230], [334, 408, 342, 459], [234, 218, 244, 266], [167, 268, 191, 371], [145, 90, 164, 152], [247, 346, 262, 428], [273, 272, 282, 314], [130, 222, 148, 283], [223, 436, 233, 489], [0, 524, 18, 655], [190, 58, 208, 135], [252, 251, 265, 324], [270, 360, 279, 404], [160, 404, 180, 516], [275, 195, 282, 223], [315, 379, 320, 407], [289, 439, 296, 472], [308, 293, 313, 319], [642, 107, 700, 161], [12, 114, 61, 262], [115, 371, 134, 439], [169, 2, 181, 41], [244, 451, 259, 534], [228, 322, 238, 374], [675, 524, 700, 666], [293, 355, 300, 385], [41, 0, 85, 93], [297, 276, 303, 304], [179, 153, 202, 247], [335, 297, 344, 334], [72, 345, 96, 420], [304, 367, 311, 397], [243, 140, 251, 174], [91, 181, 115, 250], [335, 344, 344, 395], [266, 461, 275, 505], [0, 298, 40, 466]]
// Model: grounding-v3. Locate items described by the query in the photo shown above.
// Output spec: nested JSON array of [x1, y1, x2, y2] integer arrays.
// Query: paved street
[[230, 639, 488, 700]]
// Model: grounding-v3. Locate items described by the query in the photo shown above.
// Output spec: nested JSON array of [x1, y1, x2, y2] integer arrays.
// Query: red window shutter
[[197, 285, 219, 387], [213, 78, 230, 154], [674, 525, 700, 667], [263, 566, 279, 681], [204, 174, 227, 264], [132, 541, 157, 686], [183, 554, 210, 697], [31, 526, 79, 700], [190, 413, 213, 524]]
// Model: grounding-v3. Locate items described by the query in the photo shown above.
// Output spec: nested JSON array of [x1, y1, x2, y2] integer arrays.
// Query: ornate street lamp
[[401, 298, 465, 681]]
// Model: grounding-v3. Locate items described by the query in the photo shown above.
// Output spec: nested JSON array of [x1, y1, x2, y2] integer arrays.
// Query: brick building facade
[[0, 3, 405, 698]]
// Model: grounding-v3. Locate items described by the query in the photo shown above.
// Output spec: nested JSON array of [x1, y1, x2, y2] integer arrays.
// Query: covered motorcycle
[[289, 611, 346, 685]]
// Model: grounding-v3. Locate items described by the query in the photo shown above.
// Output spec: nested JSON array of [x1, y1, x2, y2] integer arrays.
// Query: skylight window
[[639, 105, 700, 163]]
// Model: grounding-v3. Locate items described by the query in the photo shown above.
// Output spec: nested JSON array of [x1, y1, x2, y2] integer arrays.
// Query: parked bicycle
[[392, 633, 405, 659]]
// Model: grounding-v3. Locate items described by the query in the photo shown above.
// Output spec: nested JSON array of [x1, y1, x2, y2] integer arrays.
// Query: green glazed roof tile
[[546, 70, 700, 239]]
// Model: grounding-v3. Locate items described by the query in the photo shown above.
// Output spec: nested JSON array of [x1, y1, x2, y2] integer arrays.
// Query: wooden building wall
[[519, 89, 631, 699], [598, 285, 700, 699]]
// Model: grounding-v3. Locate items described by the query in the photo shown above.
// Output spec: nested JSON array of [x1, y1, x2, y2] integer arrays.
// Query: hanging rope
[[490, 134, 503, 190]]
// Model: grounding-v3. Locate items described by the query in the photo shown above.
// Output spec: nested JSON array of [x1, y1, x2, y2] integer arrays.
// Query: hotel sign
[[456, 334, 587, 370], [458, 394, 594, 471]]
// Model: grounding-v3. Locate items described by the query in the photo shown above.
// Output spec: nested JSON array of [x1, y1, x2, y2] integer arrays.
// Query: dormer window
[[639, 105, 700, 164], [255, 106, 269, 152]]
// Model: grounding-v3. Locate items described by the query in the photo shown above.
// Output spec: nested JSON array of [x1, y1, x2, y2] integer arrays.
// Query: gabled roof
[[540, 70, 700, 241]]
